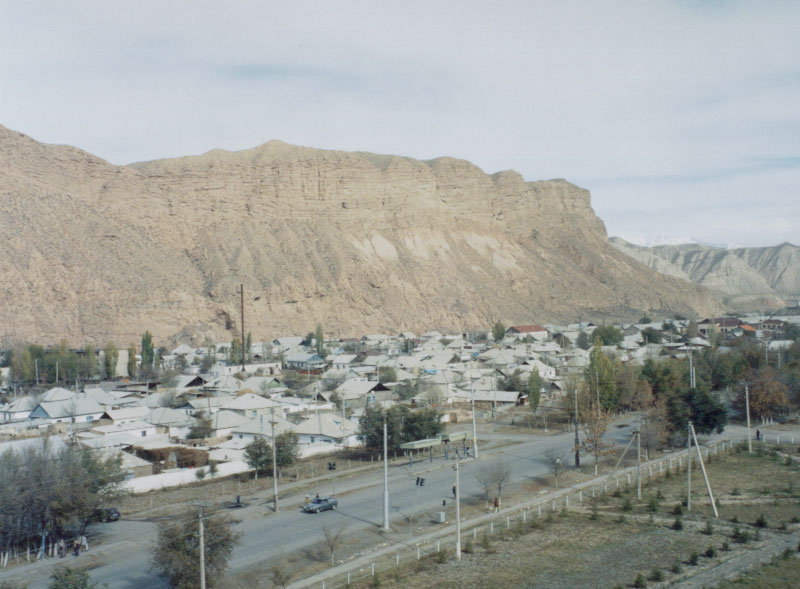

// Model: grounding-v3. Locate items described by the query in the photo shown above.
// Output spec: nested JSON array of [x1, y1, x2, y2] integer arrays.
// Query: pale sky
[[1, 1, 798, 247]]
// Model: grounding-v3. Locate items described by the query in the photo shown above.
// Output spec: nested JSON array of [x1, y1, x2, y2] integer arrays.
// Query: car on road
[[92, 507, 120, 523], [303, 497, 338, 513]]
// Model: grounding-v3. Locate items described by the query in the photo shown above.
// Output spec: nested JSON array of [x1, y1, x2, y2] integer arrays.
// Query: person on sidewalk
[[80, 535, 89, 552], [756, 429, 761, 441], [494, 497, 500, 513], [73, 540, 80, 557], [452, 484, 456, 499]]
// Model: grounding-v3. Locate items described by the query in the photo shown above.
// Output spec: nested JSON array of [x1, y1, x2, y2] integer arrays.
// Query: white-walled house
[[28, 398, 105, 425], [293, 413, 360, 452], [231, 414, 295, 443]]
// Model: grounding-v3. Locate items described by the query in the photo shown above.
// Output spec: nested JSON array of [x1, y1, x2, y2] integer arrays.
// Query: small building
[[285, 352, 326, 373]]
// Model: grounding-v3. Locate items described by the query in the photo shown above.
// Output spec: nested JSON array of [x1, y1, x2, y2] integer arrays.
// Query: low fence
[[297, 434, 799, 589]]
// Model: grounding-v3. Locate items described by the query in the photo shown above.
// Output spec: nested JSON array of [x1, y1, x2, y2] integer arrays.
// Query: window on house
[[86, 415, 93, 421], [310, 436, 315, 444]]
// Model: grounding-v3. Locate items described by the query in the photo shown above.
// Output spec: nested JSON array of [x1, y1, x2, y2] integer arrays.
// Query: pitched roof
[[33, 398, 105, 419], [233, 414, 295, 436], [221, 393, 279, 411], [507, 325, 547, 333], [334, 380, 390, 401], [148, 407, 194, 427], [293, 413, 358, 439], [210, 410, 250, 430]]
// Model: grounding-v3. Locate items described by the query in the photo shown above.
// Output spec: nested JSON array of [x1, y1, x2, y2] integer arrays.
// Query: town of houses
[[1, 313, 797, 493]]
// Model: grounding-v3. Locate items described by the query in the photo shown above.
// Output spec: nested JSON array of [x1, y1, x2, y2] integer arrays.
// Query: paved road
[[0, 420, 750, 588]]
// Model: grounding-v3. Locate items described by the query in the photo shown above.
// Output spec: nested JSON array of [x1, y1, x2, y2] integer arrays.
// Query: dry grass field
[[347, 443, 800, 589]]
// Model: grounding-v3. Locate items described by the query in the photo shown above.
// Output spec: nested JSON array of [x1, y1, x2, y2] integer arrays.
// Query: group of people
[[56, 536, 88, 558]]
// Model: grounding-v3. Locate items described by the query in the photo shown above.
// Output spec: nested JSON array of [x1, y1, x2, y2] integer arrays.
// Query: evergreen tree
[[103, 342, 118, 379], [140, 331, 154, 369], [314, 324, 326, 357], [585, 339, 617, 410], [492, 321, 506, 343], [528, 368, 542, 415], [127, 344, 137, 378]]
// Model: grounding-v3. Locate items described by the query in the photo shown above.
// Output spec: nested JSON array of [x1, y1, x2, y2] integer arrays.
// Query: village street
[[0, 419, 750, 588]]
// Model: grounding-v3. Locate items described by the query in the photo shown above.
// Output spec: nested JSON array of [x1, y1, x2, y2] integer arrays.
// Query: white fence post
[[506, 516, 510, 528], [490, 521, 494, 533], [371, 563, 375, 576], [579, 490, 583, 503], [437, 540, 440, 552], [347, 571, 351, 585], [396, 554, 399, 567], [523, 510, 527, 523], [565, 496, 569, 508], [417, 547, 420, 560], [538, 505, 541, 518]]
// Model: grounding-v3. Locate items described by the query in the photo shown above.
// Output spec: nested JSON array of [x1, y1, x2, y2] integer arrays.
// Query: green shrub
[[790, 516, 800, 524], [730, 516, 739, 523], [463, 539, 474, 554], [671, 517, 683, 531], [671, 560, 682, 574], [590, 504, 599, 520], [479, 532, 491, 551], [648, 568, 663, 582], [782, 548, 793, 560], [647, 498, 658, 513], [731, 487, 741, 496], [704, 546, 717, 558], [622, 499, 633, 512], [688, 551, 699, 566], [672, 504, 683, 516], [732, 527, 751, 544], [754, 514, 768, 528], [721, 541, 730, 552], [701, 520, 714, 535], [632, 573, 646, 588], [778, 522, 787, 531]]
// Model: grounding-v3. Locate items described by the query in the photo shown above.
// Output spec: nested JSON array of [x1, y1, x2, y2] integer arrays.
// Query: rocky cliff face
[[609, 237, 800, 309], [0, 125, 719, 346]]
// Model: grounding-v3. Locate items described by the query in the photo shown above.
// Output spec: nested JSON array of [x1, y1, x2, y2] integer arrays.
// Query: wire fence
[[297, 434, 799, 589]]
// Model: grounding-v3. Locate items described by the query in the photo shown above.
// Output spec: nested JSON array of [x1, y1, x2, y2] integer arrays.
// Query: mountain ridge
[[0, 124, 720, 346], [609, 237, 800, 309]]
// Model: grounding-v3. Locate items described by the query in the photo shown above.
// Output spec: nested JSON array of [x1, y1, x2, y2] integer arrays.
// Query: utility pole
[[686, 423, 692, 512], [455, 458, 462, 561], [271, 407, 279, 512], [383, 418, 390, 530], [35, 358, 39, 386], [636, 427, 641, 501], [594, 367, 600, 417], [689, 422, 719, 517], [744, 383, 752, 453], [573, 389, 580, 467], [198, 506, 206, 589], [471, 372, 479, 459], [240, 284, 245, 372]]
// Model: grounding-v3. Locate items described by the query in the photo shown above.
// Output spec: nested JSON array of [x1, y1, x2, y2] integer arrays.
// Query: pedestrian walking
[[304, 494, 310, 505], [494, 497, 499, 513], [452, 484, 456, 499], [73, 540, 80, 557], [80, 535, 89, 552], [756, 429, 761, 441], [58, 539, 65, 558], [465, 446, 470, 458]]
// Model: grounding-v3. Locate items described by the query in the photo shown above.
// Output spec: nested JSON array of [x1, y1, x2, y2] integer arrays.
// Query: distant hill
[[0, 124, 719, 345], [610, 237, 800, 309]]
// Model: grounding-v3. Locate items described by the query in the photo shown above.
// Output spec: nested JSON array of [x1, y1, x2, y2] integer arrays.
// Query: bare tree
[[270, 564, 292, 588], [321, 525, 346, 565], [476, 465, 494, 509], [545, 449, 565, 488], [492, 461, 512, 508], [580, 408, 616, 475], [477, 461, 513, 508]]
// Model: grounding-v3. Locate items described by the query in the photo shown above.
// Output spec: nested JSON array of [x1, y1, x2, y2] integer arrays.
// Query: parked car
[[303, 497, 338, 513], [92, 507, 120, 523]]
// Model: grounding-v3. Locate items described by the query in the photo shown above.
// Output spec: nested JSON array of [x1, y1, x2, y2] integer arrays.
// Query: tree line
[[0, 439, 127, 558]]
